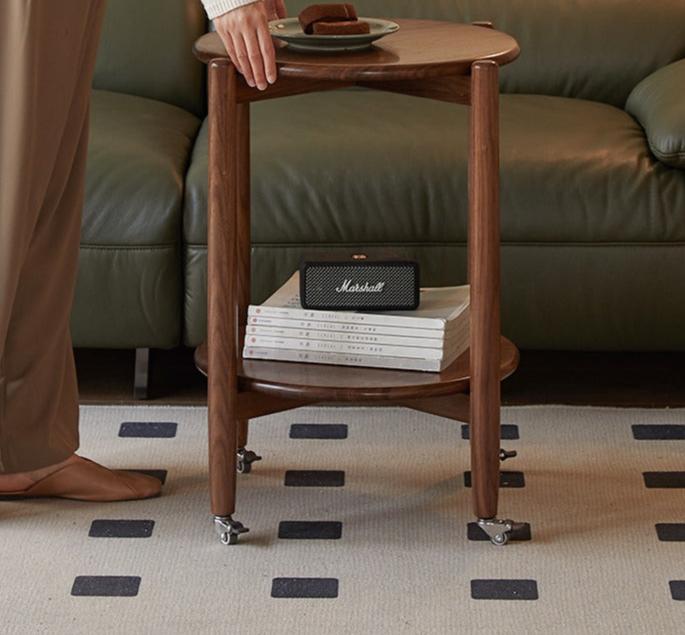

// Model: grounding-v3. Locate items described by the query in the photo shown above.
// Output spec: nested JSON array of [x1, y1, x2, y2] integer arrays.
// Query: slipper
[[0, 455, 162, 502]]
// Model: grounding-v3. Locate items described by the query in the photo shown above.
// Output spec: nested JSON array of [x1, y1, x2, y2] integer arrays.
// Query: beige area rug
[[1, 405, 684, 634]]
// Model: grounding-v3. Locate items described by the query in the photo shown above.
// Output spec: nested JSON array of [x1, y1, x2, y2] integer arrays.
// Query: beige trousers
[[0, 0, 106, 473]]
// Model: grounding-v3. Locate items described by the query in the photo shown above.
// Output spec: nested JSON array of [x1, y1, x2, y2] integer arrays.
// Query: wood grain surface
[[206, 60, 239, 517], [468, 60, 502, 519], [194, 19, 519, 81], [194, 336, 519, 402], [198, 19, 520, 529]]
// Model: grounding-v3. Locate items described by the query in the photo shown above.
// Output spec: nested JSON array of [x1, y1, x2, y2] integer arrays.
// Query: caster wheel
[[477, 517, 516, 547], [220, 531, 239, 545], [491, 532, 509, 546], [214, 515, 249, 545], [499, 449, 517, 462], [237, 448, 262, 474]]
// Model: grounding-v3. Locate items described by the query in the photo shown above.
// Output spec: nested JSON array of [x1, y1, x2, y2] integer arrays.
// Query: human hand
[[214, 0, 287, 90]]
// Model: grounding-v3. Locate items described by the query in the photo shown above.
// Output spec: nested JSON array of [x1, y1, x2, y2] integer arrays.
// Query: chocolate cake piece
[[312, 20, 370, 35], [299, 4, 358, 34]]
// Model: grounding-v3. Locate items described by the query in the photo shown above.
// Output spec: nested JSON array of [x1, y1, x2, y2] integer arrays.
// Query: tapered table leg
[[234, 101, 262, 475], [207, 60, 248, 545], [468, 59, 515, 545]]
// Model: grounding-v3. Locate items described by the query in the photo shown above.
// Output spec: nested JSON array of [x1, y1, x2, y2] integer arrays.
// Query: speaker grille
[[302, 264, 418, 310]]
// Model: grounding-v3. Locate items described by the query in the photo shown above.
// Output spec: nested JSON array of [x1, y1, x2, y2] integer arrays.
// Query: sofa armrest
[[626, 59, 685, 169]]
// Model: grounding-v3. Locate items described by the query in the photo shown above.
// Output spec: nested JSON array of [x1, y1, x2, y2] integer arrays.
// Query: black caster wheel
[[499, 449, 517, 462], [237, 448, 262, 474]]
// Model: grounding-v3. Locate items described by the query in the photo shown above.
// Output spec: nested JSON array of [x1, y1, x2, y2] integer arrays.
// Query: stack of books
[[242, 272, 470, 372]]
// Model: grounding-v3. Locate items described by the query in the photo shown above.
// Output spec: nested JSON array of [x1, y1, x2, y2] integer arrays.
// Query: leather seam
[[648, 141, 685, 163], [79, 244, 177, 251]]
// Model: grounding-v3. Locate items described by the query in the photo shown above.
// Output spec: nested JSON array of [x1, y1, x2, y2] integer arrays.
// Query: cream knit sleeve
[[201, 0, 261, 20]]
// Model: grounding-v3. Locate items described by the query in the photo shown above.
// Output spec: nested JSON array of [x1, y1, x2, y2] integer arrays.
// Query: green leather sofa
[[75, 0, 685, 372]]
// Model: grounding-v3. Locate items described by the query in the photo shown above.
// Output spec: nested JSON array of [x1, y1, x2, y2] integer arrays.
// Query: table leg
[[235, 102, 263, 475], [207, 60, 248, 545], [468, 59, 515, 546]]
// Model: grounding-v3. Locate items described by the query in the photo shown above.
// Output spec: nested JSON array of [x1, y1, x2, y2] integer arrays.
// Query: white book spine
[[243, 346, 447, 372], [243, 335, 454, 360], [245, 325, 446, 348], [247, 315, 447, 339], [248, 305, 450, 330]]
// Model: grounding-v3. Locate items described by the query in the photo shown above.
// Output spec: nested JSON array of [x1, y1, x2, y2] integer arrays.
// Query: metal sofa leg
[[134, 347, 150, 400]]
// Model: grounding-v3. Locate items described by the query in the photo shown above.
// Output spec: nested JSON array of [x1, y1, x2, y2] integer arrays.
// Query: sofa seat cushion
[[84, 89, 200, 245], [184, 89, 685, 247], [71, 90, 200, 349]]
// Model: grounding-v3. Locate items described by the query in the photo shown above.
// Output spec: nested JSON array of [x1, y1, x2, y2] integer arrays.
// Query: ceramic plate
[[269, 17, 400, 53]]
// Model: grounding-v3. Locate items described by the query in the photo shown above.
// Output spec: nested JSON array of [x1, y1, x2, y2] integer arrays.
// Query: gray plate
[[269, 17, 400, 53]]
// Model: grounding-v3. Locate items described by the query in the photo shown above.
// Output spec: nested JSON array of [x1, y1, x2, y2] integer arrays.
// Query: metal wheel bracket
[[236, 448, 262, 474], [477, 517, 514, 546], [214, 515, 249, 545]]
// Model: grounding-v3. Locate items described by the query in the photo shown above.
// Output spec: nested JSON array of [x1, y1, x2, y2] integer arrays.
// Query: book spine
[[248, 305, 448, 330], [243, 335, 452, 360], [242, 346, 443, 372], [246, 315, 447, 339], [245, 325, 446, 348]]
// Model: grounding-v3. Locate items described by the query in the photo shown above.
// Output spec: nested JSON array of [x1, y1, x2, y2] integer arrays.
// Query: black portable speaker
[[299, 251, 420, 311]]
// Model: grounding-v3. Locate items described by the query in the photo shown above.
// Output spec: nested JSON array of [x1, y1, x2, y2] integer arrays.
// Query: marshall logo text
[[335, 279, 386, 293]]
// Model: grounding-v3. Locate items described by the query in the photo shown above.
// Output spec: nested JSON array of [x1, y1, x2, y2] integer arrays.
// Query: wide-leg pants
[[0, 0, 106, 473]]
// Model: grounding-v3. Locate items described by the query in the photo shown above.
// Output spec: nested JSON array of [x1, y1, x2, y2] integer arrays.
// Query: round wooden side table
[[193, 19, 523, 546]]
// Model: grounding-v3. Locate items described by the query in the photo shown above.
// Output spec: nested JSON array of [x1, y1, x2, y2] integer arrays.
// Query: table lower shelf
[[194, 337, 519, 402]]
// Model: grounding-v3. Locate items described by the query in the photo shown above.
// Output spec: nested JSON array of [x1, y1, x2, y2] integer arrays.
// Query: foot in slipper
[[0, 455, 162, 502]]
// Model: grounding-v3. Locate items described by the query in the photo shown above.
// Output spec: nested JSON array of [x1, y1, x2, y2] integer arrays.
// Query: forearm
[[201, 0, 260, 20]]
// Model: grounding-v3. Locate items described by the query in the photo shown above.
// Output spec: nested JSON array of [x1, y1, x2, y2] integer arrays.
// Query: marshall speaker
[[299, 252, 420, 311]]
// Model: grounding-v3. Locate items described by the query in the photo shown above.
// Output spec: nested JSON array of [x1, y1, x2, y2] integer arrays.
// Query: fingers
[[232, 34, 256, 88], [243, 31, 268, 90], [214, 3, 279, 91], [221, 31, 239, 74], [257, 22, 277, 85], [216, 22, 250, 86], [275, 0, 287, 18]]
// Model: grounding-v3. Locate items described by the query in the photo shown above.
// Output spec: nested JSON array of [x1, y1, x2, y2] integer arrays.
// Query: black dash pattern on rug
[[89, 520, 155, 538], [656, 524, 685, 542], [670, 581, 685, 601], [271, 578, 339, 599], [284, 470, 345, 487], [289, 424, 348, 439], [643, 472, 685, 488], [462, 424, 519, 440], [278, 521, 342, 540], [467, 522, 531, 542], [471, 579, 538, 600], [119, 421, 177, 438], [71, 576, 141, 597], [464, 471, 525, 488], [632, 425, 685, 440]]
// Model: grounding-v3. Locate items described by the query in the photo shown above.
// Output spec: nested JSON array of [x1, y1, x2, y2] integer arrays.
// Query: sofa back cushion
[[94, 0, 207, 116], [285, 0, 685, 106]]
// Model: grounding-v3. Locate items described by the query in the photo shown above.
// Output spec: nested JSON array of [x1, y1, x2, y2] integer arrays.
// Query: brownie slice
[[299, 4, 358, 34], [312, 20, 370, 35]]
